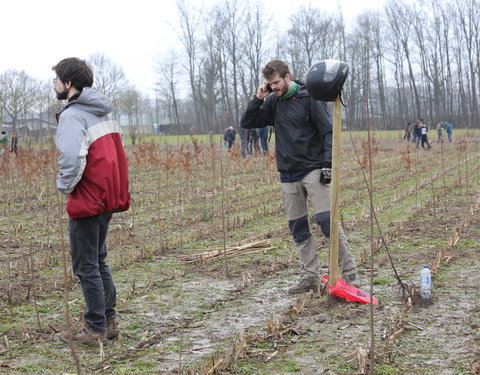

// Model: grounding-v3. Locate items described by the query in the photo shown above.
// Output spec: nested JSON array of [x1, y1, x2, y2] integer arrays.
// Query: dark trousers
[[260, 137, 268, 152], [421, 135, 429, 148], [240, 139, 248, 158], [69, 211, 116, 333]]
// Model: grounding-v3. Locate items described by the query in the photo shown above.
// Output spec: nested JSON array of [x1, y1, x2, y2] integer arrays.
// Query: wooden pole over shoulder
[[329, 96, 342, 286], [304, 59, 349, 288]]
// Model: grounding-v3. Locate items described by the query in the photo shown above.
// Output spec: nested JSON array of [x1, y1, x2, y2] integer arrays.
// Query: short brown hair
[[262, 59, 290, 79]]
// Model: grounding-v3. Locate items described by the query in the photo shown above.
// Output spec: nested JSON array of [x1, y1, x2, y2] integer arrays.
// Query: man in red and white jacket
[[53, 57, 130, 345]]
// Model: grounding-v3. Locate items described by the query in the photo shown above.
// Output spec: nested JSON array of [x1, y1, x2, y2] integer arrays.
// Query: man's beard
[[55, 87, 68, 100], [274, 80, 289, 96]]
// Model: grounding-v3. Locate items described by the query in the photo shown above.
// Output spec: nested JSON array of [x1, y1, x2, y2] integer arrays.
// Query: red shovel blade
[[321, 275, 379, 305]]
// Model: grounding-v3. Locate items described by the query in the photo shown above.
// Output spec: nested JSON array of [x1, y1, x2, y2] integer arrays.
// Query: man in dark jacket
[[54, 57, 130, 344], [241, 59, 360, 294], [414, 121, 422, 148]]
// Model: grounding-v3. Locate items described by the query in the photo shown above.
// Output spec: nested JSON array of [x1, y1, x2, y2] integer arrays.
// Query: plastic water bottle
[[420, 265, 431, 300]]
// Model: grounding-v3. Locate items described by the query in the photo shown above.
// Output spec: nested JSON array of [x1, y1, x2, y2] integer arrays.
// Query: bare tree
[[223, 0, 245, 126], [343, 22, 365, 129], [176, 0, 205, 128], [118, 86, 143, 143], [155, 49, 182, 131], [88, 53, 129, 98], [36, 80, 61, 137], [287, 5, 342, 76], [240, 2, 271, 101], [385, 0, 422, 120], [455, 0, 479, 126], [0, 70, 41, 134], [203, 6, 229, 131]]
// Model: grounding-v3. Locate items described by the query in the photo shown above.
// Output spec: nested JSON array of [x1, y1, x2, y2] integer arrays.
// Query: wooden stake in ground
[[329, 96, 342, 286], [305, 60, 349, 288]]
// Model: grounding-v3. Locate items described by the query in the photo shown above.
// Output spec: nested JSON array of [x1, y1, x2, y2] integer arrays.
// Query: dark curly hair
[[52, 57, 94, 90], [262, 59, 290, 79]]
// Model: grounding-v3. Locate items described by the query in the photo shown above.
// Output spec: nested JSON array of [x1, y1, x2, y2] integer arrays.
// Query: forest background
[[0, 0, 479, 136]]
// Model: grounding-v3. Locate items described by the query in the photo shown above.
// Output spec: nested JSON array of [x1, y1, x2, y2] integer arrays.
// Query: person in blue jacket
[[445, 122, 453, 142]]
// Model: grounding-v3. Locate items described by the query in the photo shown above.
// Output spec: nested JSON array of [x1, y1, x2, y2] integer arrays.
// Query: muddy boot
[[344, 273, 361, 288], [288, 276, 320, 295], [60, 326, 106, 345], [106, 318, 120, 340]]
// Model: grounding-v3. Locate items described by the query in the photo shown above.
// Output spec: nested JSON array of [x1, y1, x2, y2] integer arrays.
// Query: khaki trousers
[[282, 169, 358, 279]]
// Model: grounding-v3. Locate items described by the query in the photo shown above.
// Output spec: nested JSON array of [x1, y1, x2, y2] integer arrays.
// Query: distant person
[[0, 131, 8, 155], [420, 122, 430, 149], [247, 128, 260, 156], [223, 126, 236, 149], [239, 127, 249, 158], [403, 122, 412, 141], [413, 121, 422, 148], [241, 59, 360, 294], [258, 126, 269, 155], [222, 127, 228, 148], [53, 57, 130, 345], [10, 132, 18, 156], [445, 122, 453, 142], [436, 122, 444, 143]]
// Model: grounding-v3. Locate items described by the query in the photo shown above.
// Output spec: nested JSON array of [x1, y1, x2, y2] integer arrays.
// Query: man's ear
[[285, 73, 292, 82], [64, 81, 73, 90]]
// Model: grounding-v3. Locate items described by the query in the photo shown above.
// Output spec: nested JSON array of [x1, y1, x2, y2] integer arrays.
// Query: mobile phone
[[265, 83, 272, 93]]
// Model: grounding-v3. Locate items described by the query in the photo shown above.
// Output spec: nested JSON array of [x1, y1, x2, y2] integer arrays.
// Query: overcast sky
[[0, 0, 387, 96]]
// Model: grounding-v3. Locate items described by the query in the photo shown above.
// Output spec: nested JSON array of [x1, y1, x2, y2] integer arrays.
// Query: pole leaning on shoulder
[[305, 60, 349, 287]]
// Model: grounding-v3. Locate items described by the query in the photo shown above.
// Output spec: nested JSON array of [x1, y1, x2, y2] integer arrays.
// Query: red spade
[[321, 275, 379, 305]]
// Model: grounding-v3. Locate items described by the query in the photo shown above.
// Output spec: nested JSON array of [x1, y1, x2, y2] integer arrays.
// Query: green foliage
[[375, 364, 400, 375], [373, 277, 392, 285], [236, 364, 256, 374], [17, 363, 45, 373], [254, 341, 274, 349], [283, 360, 301, 372]]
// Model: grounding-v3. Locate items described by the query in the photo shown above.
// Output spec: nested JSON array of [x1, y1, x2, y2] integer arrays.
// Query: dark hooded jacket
[[240, 82, 332, 173]]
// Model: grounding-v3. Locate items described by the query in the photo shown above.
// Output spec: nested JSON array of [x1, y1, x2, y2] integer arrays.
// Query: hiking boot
[[345, 273, 361, 288], [59, 326, 106, 345], [106, 318, 120, 340], [288, 276, 320, 295]]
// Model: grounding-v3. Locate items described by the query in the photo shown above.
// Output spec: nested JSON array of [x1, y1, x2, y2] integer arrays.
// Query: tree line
[[1, 0, 479, 136]]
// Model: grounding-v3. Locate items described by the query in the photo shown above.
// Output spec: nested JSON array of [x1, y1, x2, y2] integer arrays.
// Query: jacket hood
[[293, 80, 309, 98], [66, 88, 112, 116]]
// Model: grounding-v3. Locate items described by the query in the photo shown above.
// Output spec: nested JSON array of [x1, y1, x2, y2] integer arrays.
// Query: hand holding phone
[[256, 82, 271, 99]]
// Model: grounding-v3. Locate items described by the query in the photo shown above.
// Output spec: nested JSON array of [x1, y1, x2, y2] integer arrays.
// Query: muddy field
[[0, 130, 479, 374]]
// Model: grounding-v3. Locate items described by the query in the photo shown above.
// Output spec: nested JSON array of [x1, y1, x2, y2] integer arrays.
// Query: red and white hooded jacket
[[55, 88, 130, 219]]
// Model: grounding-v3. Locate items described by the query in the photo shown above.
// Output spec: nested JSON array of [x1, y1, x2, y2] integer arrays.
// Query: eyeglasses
[[52, 77, 59, 84]]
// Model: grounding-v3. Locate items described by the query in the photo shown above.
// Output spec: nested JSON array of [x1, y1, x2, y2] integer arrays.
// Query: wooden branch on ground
[[184, 239, 274, 262]]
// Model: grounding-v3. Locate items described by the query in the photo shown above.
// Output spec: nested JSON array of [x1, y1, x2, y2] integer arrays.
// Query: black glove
[[320, 168, 332, 184]]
